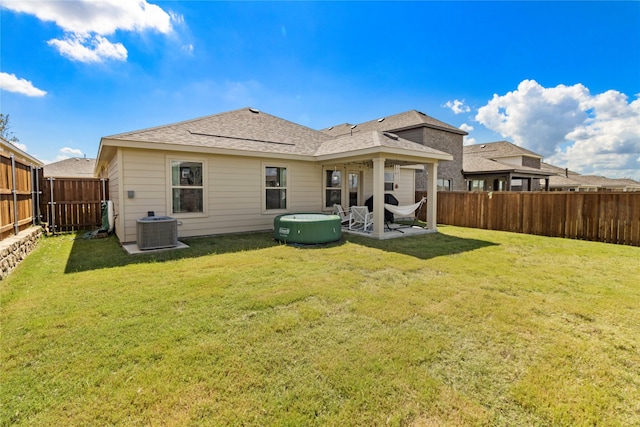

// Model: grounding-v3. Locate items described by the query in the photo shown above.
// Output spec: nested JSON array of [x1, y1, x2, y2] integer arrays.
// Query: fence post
[[34, 167, 42, 225], [49, 177, 56, 234], [10, 155, 19, 235], [101, 178, 107, 203], [30, 165, 36, 226]]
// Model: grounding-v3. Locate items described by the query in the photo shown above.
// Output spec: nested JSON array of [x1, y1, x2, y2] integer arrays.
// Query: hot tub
[[273, 213, 342, 244]]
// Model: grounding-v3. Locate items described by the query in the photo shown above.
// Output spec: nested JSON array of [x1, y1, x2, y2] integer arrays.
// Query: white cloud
[[459, 123, 476, 146], [2, 0, 180, 63], [2, 0, 173, 35], [444, 99, 471, 114], [51, 147, 84, 162], [60, 147, 84, 157], [459, 123, 474, 133], [48, 35, 127, 63], [39, 148, 85, 165], [475, 79, 640, 180], [0, 72, 47, 97]]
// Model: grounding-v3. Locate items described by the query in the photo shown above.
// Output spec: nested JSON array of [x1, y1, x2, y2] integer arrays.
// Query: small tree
[[0, 113, 20, 143]]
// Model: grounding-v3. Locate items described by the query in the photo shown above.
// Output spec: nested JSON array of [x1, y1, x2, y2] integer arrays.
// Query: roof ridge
[[104, 106, 255, 139]]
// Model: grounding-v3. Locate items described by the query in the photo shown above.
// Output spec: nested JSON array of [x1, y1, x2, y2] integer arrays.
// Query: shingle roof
[[548, 174, 640, 190], [105, 107, 332, 156], [548, 175, 585, 188], [101, 107, 454, 162], [540, 162, 579, 176], [321, 110, 467, 137], [463, 156, 549, 175], [315, 131, 451, 159], [464, 141, 542, 159], [43, 157, 96, 178], [573, 175, 640, 189]]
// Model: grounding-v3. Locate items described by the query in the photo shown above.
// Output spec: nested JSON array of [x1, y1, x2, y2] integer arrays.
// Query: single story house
[[463, 141, 552, 191], [95, 108, 455, 243], [541, 162, 640, 192], [322, 110, 467, 191], [43, 157, 96, 178]]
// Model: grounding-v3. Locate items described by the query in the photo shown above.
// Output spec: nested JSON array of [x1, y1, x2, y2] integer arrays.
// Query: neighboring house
[[463, 141, 552, 191], [95, 108, 454, 243], [321, 110, 467, 191], [541, 162, 640, 192], [43, 157, 96, 178]]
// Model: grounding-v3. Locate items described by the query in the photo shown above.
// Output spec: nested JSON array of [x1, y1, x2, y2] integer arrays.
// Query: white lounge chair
[[333, 204, 351, 226], [349, 206, 373, 232]]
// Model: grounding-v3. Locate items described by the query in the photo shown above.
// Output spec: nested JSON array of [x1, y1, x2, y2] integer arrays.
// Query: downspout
[[101, 178, 107, 202]]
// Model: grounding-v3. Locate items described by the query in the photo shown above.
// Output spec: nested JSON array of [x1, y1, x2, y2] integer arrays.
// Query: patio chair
[[349, 206, 373, 232], [333, 204, 351, 226]]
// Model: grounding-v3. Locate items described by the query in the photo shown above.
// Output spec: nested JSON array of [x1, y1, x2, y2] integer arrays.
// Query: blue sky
[[2, 1, 639, 179]]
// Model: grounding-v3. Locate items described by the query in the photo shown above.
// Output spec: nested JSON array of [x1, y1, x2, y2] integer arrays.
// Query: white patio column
[[426, 162, 438, 231], [372, 157, 385, 238]]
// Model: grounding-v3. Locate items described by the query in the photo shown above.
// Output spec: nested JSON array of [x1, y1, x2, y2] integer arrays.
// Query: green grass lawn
[[2, 226, 639, 426]]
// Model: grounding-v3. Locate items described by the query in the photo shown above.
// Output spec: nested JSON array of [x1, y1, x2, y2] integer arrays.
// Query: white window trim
[[166, 156, 208, 218], [384, 169, 395, 192], [323, 166, 345, 210], [262, 162, 290, 214]]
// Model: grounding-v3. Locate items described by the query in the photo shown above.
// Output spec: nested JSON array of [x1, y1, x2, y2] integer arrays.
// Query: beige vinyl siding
[[363, 168, 415, 206], [290, 162, 323, 208], [118, 149, 324, 242], [395, 167, 417, 204], [106, 150, 123, 242], [120, 148, 168, 242]]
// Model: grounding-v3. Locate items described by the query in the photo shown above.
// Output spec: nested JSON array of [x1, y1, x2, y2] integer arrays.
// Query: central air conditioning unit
[[136, 216, 178, 250]]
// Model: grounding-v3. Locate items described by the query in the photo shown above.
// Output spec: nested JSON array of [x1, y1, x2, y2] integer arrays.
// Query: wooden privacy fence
[[417, 191, 640, 246], [0, 153, 40, 240], [39, 173, 109, 233]]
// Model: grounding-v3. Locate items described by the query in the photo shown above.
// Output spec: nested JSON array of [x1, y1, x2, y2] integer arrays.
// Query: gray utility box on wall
[[136, 216, 178, 250]]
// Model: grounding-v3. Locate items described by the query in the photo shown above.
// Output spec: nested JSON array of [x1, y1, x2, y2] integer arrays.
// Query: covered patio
[[315, 130, 452, 239], [342, 222, 436, 240]]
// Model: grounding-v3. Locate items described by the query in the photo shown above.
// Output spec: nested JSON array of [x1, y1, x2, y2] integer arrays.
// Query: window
[[265, 166, 287, 210], [468, 179, 486, 191], [384, 172, 394, 191], [437, 178, 452, 191], [171, 160, 204, 214], [325, 169, 342, 208]]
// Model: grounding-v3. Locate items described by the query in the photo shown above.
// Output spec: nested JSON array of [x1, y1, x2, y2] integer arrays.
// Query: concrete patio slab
[[122, 241, 190, 255]]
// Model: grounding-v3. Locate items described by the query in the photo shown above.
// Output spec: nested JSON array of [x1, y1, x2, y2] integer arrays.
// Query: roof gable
[[464, 141, 542, 159], [463, 156, 551, 176], [321, 110, 467, 137]]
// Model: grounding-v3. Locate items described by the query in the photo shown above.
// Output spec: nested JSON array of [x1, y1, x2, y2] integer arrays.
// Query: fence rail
[[417, 191, 640, 246]]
